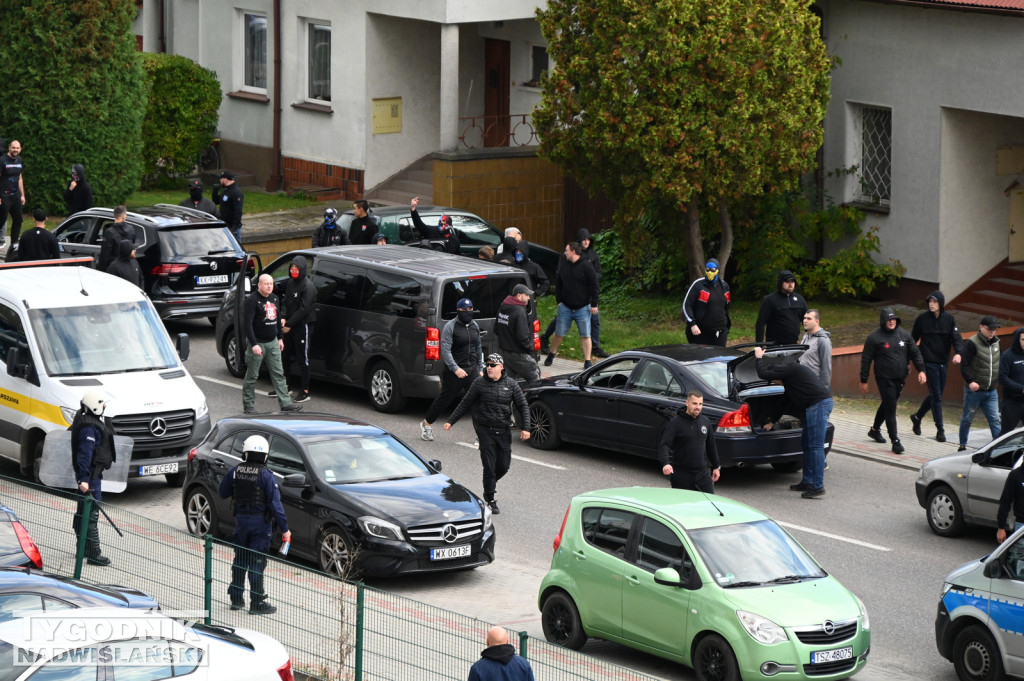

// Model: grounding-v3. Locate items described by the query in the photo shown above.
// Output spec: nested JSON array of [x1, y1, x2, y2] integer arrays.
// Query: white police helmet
[[242, 435, 270, 456], [81, 389, 110, 417]]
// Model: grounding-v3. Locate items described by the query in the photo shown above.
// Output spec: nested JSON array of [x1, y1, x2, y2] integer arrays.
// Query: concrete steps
[[366, 156, 433, 206], [948, 258, 1024, 324]]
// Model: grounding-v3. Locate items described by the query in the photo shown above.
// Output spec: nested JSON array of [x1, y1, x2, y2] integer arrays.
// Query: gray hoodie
[[799, 328, 833, 389]]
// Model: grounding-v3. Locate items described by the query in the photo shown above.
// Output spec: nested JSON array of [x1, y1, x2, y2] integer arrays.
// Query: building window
[[857, 106, 891, 205], [244, 13, 267, 90], [308, 23, 331, 102]]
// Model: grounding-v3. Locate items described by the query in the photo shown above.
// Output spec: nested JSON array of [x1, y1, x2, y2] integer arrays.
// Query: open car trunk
[[729, 346, 809, 433]]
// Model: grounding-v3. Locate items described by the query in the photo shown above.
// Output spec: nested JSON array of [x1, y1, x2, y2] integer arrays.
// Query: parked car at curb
[[0, 566, 158, 622], [524, 345, 834, 470], [0, 505, 41, 570], [181, 413, 495, 578], [915, 426, 1024, 537], [539, 487, 870, 680]]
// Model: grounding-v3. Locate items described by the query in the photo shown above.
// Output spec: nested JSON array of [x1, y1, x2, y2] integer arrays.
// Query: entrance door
[[1010, 187, 1024, 262], [484, 39, 510, 147]]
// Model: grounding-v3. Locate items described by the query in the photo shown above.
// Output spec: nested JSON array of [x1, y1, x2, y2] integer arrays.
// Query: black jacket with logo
[[447, 371, 530, 431], [860, 308, 925, 383], [497, 295, 533, 354], [657, 411, 719, 471]]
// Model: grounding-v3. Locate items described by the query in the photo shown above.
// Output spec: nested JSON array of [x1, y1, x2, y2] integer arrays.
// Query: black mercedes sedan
[[181, 414, 495, 578], [524, 345, 834, 471]]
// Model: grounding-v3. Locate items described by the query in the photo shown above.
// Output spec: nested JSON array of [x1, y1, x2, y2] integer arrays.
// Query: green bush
[[141, 53, 222, 185], [0, 0, 146, 212]]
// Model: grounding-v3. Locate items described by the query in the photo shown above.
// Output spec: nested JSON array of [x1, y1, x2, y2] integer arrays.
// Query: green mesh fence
[[0, 475, 663, 681]]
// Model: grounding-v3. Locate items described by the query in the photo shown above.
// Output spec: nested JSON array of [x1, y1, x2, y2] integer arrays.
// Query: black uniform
[[70, 408, 114, 565], [214, 182, 244, 243], [496, 295, 539, 382], [657, 410, 720, 493], [15, 225, 59, 261], [219, 456, 290, 611], [64, 164, 94, 215], [860, 308, 925, 443], [281, 256, 316, 396], [1000, 327, 1024, 430], [0, 153, 24, 244], [98, 221, 135, 272], [755, 270, 807, 345]]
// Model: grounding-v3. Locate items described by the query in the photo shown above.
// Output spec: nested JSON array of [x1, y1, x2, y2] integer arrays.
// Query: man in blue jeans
[[959, 315, 1003, 451], [544, 242, 599, 369], [754, 346, 833, 498]]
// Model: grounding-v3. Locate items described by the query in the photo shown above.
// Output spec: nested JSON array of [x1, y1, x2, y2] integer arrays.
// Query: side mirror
[[654, 567, 683, 587], [282, 473, 306, 488], [428, 459, 443, 472], [176, 333, 190, 361], [972, 451, 987, 464], [6, 347, 27, 379]]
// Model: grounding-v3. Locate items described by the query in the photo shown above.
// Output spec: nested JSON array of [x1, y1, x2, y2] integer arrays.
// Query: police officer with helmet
[[71, 389, 114, 566], [219, 435, 291, 614]]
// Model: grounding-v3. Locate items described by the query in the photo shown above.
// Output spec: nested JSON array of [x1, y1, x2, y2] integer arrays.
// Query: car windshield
[[159, 226, 239, 258], [684, 359, 728, 396], [688, 519, 826, 587], [304, 435, 431, 484], [28, 301, 179, 376]]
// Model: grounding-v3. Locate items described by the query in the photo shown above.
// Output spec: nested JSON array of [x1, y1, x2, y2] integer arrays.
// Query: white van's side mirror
[[5, 347, 27, 379]]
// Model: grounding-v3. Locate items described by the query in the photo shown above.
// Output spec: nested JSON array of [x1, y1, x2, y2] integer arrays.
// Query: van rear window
[[441, 277, 525, 320]]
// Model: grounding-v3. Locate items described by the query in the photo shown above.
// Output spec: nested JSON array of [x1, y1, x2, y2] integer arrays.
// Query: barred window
[[857, 107, 891, 205]]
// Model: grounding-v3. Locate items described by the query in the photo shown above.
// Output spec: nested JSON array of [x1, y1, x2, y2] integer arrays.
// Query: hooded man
[[420, 298, 483, 442], [312, 207, 350, 247], [409, 197, 460, 254], [106, 239, 144, 289], [860, 307, 927, 454], [755, 270, 807, 345], [1000, 327, 1024, 432], [63, 163, 94, 215], [512, 240, 550, 297], [958, 315, 1003, 451], [281, 255, 316, 403], [178, 179, 218, 217], [681, 258, 731, 346], [909, 291, 964, 442], [14, 208, 59, 261], [444, 353, 531, 514], [799, 309, 832, 389], [98, 205, 134, 272], [468, 626, 535, 681], [495, 235, 518, 267], [497, 284, 540, 382]]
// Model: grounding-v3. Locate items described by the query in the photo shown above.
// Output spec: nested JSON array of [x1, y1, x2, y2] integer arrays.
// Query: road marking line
[[778, 521, 891, 552], [196, 375, 241, 390], [456, 442, 567, 470]]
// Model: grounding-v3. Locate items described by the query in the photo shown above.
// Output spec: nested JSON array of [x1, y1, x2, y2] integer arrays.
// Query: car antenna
[[702, 490, 724, 517], [78, 265, 89, 296]]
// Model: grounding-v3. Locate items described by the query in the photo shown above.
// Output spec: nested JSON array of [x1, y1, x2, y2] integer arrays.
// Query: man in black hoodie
[[497, 284, 540, 382], [178, 179, 218, 217], [467, 626, 535, 681], [577, 228, 608, 357], [909, 291, 963, 442], [15, 208, 59, 261], [98, 206, 135, 272], [1000, 327, 1024, 431], [512, 240, 549, 297], [958, 316, 1002, 451], [281, 256, 316, 403], [543, 242, 600, 368], [63, 164, 93, 215], [860, 308, 926, 454], [755, 270, 807, 345], [106, 239, 144, 289], [657, 390, 721, 493]]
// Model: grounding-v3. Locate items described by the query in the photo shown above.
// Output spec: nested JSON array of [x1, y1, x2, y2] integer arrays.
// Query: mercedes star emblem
[[149, 417, 168, 437], [441, 524, 458, 544]]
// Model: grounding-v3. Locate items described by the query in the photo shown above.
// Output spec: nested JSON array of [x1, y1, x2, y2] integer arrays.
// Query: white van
[[0, 263, 210, 486]]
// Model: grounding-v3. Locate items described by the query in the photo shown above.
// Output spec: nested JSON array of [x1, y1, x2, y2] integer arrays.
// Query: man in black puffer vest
[[958, 315, 1002, 451]]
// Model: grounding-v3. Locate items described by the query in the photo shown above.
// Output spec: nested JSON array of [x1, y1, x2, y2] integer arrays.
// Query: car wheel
[[367, 361, 406, 413], [184, 487, 218, 537], [541, 591, 586, 650], [953, 625, 1004, 681], [21, 438, 43, 485], [927, 484, 966, 537], [694, 633, 740, 681], [771, 461, 802, 473], [529, 401, 561, 450], [223, 329, 245, 379], [165, 471, 185, 488], [318, 527, 355, 578]]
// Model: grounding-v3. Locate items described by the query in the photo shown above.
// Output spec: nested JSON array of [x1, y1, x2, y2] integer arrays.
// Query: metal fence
[[0, 475, 663, 680]]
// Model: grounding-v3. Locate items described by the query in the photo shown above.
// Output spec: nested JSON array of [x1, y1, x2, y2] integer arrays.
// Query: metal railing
[[458, 114, 540, 150]]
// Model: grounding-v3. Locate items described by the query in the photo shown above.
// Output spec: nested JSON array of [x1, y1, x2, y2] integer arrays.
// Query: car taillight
[[553, 506, 570, 553], [151, 263, 188, 276], [533, 319, 541, 352], [187, 447, 198, 463], [13, 521, 42, 569], [277, 659, 294, 681], [717, 404, 751, 432], [425, 327, 440, 360]]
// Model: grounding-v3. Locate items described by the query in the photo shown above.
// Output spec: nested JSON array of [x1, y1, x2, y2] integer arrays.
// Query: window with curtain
[[309, 23, 331, 102], [244, 13, 267, 90]]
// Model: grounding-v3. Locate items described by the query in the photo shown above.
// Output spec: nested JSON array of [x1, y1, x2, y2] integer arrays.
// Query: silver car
[[915, 427, 1024, 537]]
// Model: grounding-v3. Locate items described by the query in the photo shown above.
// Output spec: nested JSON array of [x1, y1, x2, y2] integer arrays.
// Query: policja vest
[[70, 410, 114, 479], [232, 462, 268, 515]]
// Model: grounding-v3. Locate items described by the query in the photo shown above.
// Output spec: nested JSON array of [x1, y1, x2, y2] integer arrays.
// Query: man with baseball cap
[[213, 170, 244, 245], [445, 353, 531, 514], [420, 298, 482, 442], [958, 315, 1003, 451], [14, 208, 59, 261], [179, 178, 219, 217], [497, 283, 540, 382]]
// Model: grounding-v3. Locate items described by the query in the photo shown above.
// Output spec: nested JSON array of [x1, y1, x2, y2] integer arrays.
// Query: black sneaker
[[243, 406, 257, 414], [910, 413, 922, 436], [488, 500, 500, 514], [892, 439, 905, 454], [592, 346, 610, 358], [958, 445, 967, 452], [543, 353, 555, 366], [867, 428, 886, 443], [280, 404, 302, 412], [789, 482, 812, 491], [249, 601, 278, 615], [230, 599, 245, 611], [583, 360, 593, 369], [801, 487, 826, 499], [291, 391, 311, 404], [936, 430, 946, 443]]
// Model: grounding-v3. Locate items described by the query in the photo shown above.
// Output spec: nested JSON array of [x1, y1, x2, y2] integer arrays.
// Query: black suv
[[44, 204, 244, 321]]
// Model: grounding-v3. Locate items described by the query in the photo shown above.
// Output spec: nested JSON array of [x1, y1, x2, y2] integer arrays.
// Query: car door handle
[[626, 575, 640, 586], [572, 550, 587, 561]]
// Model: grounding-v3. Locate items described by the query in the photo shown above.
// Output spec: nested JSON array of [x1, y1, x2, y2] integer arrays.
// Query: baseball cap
[[456, 298, 473, 310], [188, 179, 203, 190], [980, 315, 1000, 329], [512, 283, 534, 297], [219, 170, 235, 180], [32, 208, 46, 221]]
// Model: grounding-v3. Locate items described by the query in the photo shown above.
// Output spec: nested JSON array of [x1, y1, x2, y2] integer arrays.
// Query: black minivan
[[214, 246, 539, 412]]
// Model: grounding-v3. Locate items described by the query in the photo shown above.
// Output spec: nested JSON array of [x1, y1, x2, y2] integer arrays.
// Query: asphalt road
[[77, 318, 997, 680]]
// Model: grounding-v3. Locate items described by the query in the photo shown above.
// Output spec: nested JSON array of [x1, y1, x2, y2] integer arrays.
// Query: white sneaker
[[420, 420, 434, 441]]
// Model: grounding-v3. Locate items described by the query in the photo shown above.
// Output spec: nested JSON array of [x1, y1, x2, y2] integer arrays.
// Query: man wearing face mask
[[497, 284, 541, 382], [682, 258, 731, 346], [178, 179, 218, 218], [410, 197, 460, 254], [281, 255, 316, 404], [312, 207, 349, 247], [420, 298, 482, 441], [64, 164, 94, 215]]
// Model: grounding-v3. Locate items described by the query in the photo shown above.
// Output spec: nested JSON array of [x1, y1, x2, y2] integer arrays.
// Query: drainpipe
[[158, 0, 166, 53], [267, 0, 283, 191]]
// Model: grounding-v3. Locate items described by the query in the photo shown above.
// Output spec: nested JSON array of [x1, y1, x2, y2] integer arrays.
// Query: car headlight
[[60, 406, 77, 426], [854, 594, 870, 631], [196, 400, 209, 419], [358, 516, 404, 541], [482, 500, 492, 532], [737, 610, 788, 645]]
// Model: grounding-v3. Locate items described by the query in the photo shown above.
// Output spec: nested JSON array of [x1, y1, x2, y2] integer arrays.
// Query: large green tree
[[535, 0, 831, 280], [0, 0, 146, 213]]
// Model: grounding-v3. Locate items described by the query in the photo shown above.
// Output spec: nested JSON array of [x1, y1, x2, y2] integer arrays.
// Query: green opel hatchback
[[538, 488, 870, 680]]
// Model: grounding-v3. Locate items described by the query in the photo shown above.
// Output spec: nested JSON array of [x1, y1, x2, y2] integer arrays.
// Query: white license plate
[[196, 274, 228, 285], [139, 463, 178, 476], [811, 646, 853, 664], [430, 544, 471, 561]]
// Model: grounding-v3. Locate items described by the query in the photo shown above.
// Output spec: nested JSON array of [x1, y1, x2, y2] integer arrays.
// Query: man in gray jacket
[[799, 309, 832, 389], [420, 298, 482, 441]]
